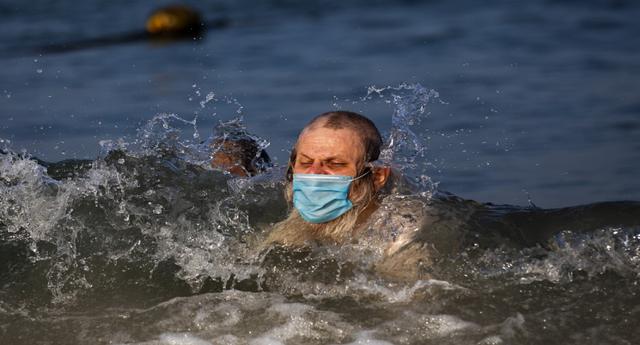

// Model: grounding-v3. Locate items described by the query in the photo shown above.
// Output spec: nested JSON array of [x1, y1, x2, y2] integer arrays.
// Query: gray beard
[[265, 206, 361, 247]]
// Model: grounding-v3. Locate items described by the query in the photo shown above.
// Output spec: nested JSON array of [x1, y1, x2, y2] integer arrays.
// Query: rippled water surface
[[1, 1, 640, 344], [2, 0, 640, 206], [2, 84, 639, 344]]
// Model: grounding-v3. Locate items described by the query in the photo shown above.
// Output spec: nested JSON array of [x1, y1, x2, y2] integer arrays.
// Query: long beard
[[265, 205, 361, 247], [264, 176, 377, 247]]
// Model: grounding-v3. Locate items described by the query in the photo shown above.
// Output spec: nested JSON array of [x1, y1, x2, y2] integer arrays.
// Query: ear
[[372, 166, 391, 191]]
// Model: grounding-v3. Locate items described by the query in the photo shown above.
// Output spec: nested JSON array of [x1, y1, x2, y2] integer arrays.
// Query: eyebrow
[[298, 153, 346, 162]]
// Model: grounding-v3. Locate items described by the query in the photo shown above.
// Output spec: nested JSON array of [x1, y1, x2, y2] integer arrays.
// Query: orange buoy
[[145, 5, 204, 38]]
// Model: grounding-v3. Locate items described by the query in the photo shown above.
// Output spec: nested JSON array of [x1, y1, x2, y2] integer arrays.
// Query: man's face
[[293, 126, 363, 176]]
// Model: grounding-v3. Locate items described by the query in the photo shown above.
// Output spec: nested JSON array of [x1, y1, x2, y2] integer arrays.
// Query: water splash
[[3, 85, 640, 345], [363, 83, 442, 196], [0, 111, 279, 305], [468, 226, 640, 284]]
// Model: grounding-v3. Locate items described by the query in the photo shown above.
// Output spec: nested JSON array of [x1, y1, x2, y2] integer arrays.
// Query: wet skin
[[293, 126, 390, 190], [294, 127, 362, 176]]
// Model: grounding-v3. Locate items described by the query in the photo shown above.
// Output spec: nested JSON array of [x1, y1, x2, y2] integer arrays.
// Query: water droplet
[[200, 92, 216, 108]]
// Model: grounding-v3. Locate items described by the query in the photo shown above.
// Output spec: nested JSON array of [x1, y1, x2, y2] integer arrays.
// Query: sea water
[[2, 84, 640, 344], [1, 1, 640, 344], [2, 0, 640, 207]]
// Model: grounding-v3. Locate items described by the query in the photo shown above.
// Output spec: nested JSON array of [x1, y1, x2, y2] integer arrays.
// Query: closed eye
[[328, 162, 347, 168]]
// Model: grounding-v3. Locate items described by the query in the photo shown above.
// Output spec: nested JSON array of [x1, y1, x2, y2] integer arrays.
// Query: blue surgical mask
[[292, 171, 369, 224]]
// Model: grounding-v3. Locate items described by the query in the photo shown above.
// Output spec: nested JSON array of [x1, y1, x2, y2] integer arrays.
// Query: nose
[[307, 161, 328, 174]]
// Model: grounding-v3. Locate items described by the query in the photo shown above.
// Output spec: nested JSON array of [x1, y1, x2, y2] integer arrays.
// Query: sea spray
[[0, 114, 282, 306], [362, 83, 441, 197], [2, 86, 640, 344]]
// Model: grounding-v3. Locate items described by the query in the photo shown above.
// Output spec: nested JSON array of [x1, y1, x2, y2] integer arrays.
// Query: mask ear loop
[[349, 164, 373, 182]]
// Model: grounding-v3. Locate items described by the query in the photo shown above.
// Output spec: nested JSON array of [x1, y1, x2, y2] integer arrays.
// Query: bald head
[[301, 111, 383, 163]]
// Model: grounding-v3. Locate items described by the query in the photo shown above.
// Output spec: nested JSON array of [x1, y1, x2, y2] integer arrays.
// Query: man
[[208, 118, 272, 177], [210, 137, 271, 177], [265, 111, 390, 243], [264, 111, 436, 280]]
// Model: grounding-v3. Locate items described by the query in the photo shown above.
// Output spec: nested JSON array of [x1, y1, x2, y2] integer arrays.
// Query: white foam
[[211, 334, 240, 345], [499, 313, 525, 338], [324, 278, 468, 303], [211, 303, 243, 327], [268, 302, 312, 317], [421, 314, 479, 337], [158, 332, 212, 345], [380, 311, 479, 340], [338, 331, 395, 345], [244, 300, 350, 344], [477, 335, 504, 344], [260, 303, 316, 342], [249, 336, 285, 345]]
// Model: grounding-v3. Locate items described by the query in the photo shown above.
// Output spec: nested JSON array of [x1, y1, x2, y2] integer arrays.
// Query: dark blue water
[[1, 1, 640, 344], [1, 0, 639, 207]]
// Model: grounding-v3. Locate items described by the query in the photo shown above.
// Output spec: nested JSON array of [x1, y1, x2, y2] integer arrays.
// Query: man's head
[[209, 118, 271, 177], [278, 111, 391, 241], [210, 137, 270, 177], [287, 111, 390, 192]]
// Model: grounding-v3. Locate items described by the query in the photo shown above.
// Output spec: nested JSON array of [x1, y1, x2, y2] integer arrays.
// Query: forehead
[[296, 126, 363, 161]]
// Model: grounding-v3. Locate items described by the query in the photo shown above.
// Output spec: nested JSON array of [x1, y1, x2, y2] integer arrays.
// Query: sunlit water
[[2, 1, 640, 343], [1, 85, 639, 344]]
